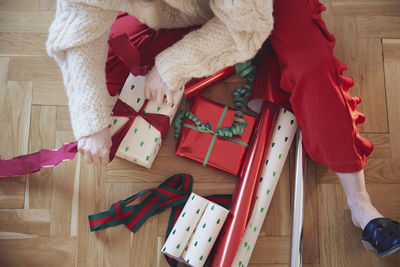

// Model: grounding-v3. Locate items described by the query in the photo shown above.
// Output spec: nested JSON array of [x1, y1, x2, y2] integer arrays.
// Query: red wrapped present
[[176, 96, 256, 176]]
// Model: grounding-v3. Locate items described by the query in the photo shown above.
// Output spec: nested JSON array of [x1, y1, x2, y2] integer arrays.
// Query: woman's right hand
[[78, 127, 112, 165]]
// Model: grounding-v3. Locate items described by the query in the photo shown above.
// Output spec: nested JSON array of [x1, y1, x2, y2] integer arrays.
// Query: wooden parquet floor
[[0, 1, 399, 266]]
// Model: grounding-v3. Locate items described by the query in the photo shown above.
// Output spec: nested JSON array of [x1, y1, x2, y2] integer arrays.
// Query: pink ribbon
[[0, 99, 170, 178], [0, 142, 78, 177]]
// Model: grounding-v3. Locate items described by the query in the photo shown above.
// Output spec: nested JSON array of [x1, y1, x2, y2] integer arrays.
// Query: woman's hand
[[144, 65, 175, 105], [78, 127, 112, 165]]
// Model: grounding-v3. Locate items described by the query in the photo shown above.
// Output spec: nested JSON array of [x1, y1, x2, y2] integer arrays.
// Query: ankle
[[346, 192, 371, 209]]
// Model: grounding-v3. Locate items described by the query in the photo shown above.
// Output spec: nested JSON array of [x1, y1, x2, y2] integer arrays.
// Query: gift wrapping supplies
[[232, 108, 298, 267], [176, 96, 257, 176], [110, 74, 184, 168], [162, 193, 229, 267], [210, 101, 279, 267]]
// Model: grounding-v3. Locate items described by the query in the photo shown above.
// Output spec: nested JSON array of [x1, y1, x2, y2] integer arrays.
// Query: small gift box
[[175, 97, 256, 176], [110, 74, 183, 168], [162, 193, 229, 267]]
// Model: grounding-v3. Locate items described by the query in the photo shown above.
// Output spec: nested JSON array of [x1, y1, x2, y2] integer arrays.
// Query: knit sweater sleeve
[[46, 1, 119, 140], [155, 0, 273, 91]]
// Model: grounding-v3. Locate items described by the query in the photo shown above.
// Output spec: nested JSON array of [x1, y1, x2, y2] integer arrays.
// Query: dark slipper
[[361, 217, 400, 258]]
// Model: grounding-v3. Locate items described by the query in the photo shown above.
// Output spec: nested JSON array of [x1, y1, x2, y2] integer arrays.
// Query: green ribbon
[[182, 124, 249, 147], [174, 60, 256, 167], [203, 105, 227, 166]]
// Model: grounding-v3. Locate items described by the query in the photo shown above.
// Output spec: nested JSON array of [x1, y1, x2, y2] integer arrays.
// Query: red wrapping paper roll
[[184, 66, 235, 100], [210, 101, 279, 267]]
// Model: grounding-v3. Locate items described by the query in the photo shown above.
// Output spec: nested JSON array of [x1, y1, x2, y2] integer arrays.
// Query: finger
[[84, 152, 93, 164], [92, 154, 101, 165], [166, 90, 174, 106], [100, 149, 110, 165], [156, 90, 165, 105], [100, 154, 109, 165], [77, 140, 85, 155], [144, 83, 151, 99]]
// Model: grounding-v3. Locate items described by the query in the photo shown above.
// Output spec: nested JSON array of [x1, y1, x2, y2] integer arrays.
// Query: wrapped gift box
[[110, 74, 183, 168], [176, 96, 256, 176], [162, 193, 229, 267]]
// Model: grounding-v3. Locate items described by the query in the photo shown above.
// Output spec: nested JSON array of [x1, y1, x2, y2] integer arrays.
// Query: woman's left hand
[[144, 65, 175, 105]]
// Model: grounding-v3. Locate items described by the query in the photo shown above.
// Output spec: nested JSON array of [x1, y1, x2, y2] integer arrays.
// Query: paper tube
[[182, 203, 229, 267], [210, 101, 279, 267], [162, 193, 208, 261], [184, 66, 235, 100], [232, 108, 297, 267]]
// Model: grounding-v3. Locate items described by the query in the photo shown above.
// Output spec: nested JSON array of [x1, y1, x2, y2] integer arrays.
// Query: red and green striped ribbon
[[88, 173, 231, 267]]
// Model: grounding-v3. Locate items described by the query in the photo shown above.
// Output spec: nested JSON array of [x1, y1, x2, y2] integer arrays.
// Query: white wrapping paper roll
[[162, 193, 208, 261], [183, 203, 229, 267], [232, 108, 298, 267]]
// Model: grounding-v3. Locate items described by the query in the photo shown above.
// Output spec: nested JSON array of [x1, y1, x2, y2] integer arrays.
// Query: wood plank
[[131, 215, 159, 266], [0, 33, 48, 56], [356, 16, 400, 38], [0, 209, 50, 237], [102, 183, 135, 267], [342, 207, 374, 267], [0, 237, 76, 267], [383, 39, 400, 61], [50, 131, 78, 236], [316, 158, 400, 184], [317, 184, 400, 266], [0, 177, 26, 209], [363, 134, 392, 159], [302, 160, 320, 264], [0, 56, 9, 81], [383, 43, 400, 160], [40, 0, 56, 11], [0, 11, 54, 33], [8, 57, 61, 81], [248, 236, 290, 264], [33, 81, 116, 106], [316, 133, 400, 184], [76, 159, 107, 267], [0, 59, 25, 208], [372, 253, 400, 267], [0, 0, 40, 11], [0, 81, 32, 157], [157, 236, 171, 267], [332, 0, 400, 16], [366, 184, 400, 221], [32, 81, 67, 105], [317, 184, 347, 267], [28, 106, 56, 209], [332, 16, 388, 133], [56, 106, 73, 131], [0, 80, 32, 208]]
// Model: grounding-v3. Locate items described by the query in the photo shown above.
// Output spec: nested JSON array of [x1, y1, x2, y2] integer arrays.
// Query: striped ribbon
[[88, 173, 231, 267]]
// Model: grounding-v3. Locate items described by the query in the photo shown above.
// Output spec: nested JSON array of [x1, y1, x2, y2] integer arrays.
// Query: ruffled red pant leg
[[259, 0, 373, 172]]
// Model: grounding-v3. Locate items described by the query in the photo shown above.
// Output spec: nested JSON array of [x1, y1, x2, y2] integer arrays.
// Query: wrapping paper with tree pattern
[[232, 108, 297, 267], [162, 193, 229, 267], [110, 74, 183, 168]]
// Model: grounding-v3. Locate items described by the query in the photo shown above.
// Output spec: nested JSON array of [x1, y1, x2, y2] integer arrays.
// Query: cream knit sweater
[[47, 0, 274, 140]]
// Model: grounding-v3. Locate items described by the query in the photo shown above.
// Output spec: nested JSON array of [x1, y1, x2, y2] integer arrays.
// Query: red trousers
[[106, 0, 373, 173]]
